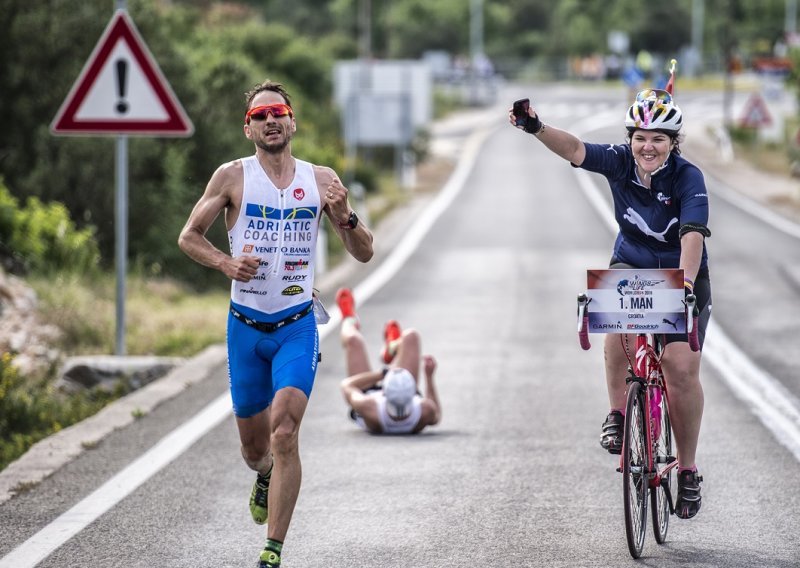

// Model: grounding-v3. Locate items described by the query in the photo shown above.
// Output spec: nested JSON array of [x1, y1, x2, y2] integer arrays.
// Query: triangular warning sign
[[738, 93, 772, 128], [51, 10, 193, 136]]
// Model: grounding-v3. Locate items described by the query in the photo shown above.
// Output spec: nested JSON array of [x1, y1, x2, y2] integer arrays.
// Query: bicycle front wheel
[[651, 386, 674, 544], [623, 381, 648, 559]]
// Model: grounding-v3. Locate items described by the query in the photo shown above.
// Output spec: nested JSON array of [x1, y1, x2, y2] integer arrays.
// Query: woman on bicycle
[[509, 87, 711, 520]]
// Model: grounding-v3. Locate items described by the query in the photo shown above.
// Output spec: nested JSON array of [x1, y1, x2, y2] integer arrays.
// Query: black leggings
[[609, 260, 712, 349]]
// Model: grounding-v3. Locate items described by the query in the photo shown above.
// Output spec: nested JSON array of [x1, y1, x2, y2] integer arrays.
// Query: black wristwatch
[[338, 211, 359, 230]]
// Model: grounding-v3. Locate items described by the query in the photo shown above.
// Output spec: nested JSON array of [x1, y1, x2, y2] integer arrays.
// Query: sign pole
[[115, 0, 127, 356], [115, 134, 128, 355]]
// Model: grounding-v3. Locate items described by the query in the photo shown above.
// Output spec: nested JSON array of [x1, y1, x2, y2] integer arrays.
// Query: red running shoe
[[336, 288, 357, 319], [380, 320, 402, 363]]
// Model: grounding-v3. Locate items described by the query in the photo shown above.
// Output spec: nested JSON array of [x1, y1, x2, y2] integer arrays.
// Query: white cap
[[383, 368, 416, 418]]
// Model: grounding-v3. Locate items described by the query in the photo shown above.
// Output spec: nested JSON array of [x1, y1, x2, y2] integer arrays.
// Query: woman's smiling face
[[630, 129, 674, 176]]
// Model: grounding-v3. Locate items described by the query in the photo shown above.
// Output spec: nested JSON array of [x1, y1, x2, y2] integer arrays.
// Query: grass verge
[[0, 273, 229, 472]]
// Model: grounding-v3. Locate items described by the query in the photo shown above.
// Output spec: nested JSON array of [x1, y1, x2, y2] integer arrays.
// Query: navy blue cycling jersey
[[579, 142, 709, 270]]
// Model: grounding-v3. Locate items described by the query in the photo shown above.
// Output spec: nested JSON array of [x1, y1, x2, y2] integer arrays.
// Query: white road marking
[[704, 324, 800, 460], [709, 180, 800, 239], [0, 395, 232, 568]]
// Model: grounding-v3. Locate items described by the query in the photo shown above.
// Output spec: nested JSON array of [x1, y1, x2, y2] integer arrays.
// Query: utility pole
[[469, 0, 484, 106], [787, 0, 797, 35], [345, 0, 373, 187], [470, 0, 484, 60], [722, 0, 735, 130], [359, 0, 372, 59], [691, 0, 705, 76]]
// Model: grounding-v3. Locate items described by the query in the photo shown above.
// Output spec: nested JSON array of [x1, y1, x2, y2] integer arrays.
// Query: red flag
[[665, 58, 677, 95]]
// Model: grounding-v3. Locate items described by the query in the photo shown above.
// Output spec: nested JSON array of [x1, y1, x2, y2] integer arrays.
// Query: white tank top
[[228, 156, 321, 315]]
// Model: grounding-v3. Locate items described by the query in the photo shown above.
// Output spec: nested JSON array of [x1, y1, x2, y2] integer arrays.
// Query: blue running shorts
[[226, 301, 319, 418]]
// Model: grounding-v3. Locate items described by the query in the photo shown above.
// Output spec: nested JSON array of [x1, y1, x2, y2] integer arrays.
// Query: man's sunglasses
[[635, 89, 672, 104], [245, 103, 293, 124]]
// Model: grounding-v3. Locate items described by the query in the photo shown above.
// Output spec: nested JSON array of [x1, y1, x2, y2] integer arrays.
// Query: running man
[[178, 80, 373, 567], [336, 288, 441, 434]]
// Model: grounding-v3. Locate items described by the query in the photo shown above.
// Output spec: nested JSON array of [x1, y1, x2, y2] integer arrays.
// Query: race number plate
[[586, 268, 686, 334]]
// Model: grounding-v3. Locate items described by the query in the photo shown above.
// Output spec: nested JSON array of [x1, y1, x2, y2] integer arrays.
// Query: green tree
[[627, 4, 692, 56], [384, 1, 468, 59], [0, 0, 350, 286], [0, 179, 100, 274], [0, 0, 794, 287], [548, 0, 607, 57]]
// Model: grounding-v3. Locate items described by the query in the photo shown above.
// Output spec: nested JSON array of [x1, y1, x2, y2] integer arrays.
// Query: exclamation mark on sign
[[115, 59, 129, 114]]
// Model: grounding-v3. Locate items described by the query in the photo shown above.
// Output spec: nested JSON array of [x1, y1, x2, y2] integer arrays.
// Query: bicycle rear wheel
[[651, 387, 674, 544], [623, 381, 648, 558]]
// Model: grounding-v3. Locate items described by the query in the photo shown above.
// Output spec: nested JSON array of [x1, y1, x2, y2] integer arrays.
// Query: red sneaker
[[336, 288, 356, 319], [380, 320, 402, 363]]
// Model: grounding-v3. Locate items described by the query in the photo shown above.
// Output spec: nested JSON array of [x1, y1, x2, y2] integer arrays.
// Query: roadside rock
[[56, 355, 185, 394], [0, 268, 61, 376], [0, 267, 184, 392]]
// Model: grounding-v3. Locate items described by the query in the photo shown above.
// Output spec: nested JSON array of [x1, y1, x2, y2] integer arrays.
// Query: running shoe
[[336, 287, 356, 319], [380, 320, 402, 364], [675, 469, 703, 519], [600, 411, 624, 454], [256, 549, 281, 567], [249, 472, 270, 525]]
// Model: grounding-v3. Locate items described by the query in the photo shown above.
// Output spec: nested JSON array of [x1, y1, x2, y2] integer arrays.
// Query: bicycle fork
[[618, 374, 653, 476], [620, 363, 678, 513], [642, 378, 680, 515]]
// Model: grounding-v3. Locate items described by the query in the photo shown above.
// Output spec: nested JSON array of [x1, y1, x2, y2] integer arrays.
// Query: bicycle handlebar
[[576, 292, 700, 352], [577, 293, 591, 350]]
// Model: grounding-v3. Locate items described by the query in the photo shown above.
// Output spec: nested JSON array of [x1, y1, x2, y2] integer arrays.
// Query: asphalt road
[[1, 84, 799, 567]]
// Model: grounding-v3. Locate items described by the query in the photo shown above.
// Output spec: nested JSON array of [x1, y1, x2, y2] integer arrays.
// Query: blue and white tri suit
[[226, 156, 321, 417], [578, 142, 712, 345]]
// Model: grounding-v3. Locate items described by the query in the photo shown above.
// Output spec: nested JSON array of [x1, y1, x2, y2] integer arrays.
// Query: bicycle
[[576, 269, 699, 558]]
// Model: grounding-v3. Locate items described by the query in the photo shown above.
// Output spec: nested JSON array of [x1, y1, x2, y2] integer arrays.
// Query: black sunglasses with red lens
[[245, 103, 293, 124]]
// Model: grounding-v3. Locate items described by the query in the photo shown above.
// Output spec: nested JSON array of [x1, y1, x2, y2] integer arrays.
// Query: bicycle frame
[[624, 333, 678, 497], [576, 287, 698, 557]]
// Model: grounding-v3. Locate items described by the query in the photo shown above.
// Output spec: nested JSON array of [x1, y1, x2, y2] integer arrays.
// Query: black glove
[[523, 113, 544, 135]]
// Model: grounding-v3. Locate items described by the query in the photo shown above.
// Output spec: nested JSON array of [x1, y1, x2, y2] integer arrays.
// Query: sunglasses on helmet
[[245, 103, 293, 124], [635, 89, 672, 104]]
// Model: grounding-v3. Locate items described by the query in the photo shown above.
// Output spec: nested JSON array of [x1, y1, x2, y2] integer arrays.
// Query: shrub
[[0, 180, 100, 276], [0, 353, 126, 471]]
